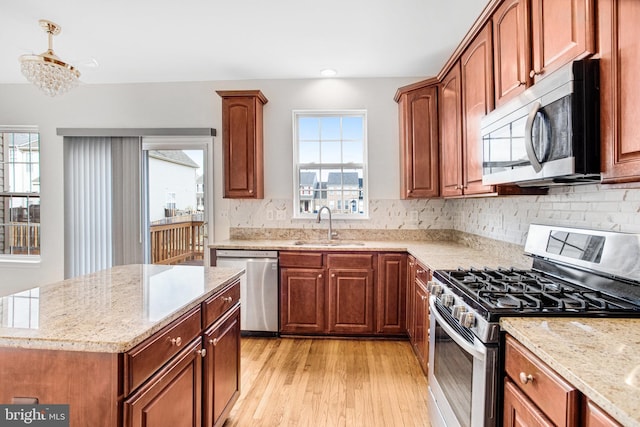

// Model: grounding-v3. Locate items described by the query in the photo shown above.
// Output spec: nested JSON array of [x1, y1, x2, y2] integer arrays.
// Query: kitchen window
[[293, 110, 368, 219], [0, 127, 40, 260]]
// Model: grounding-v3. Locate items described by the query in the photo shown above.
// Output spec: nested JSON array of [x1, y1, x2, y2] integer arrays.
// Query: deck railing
[[150, 218, 204, 265], [3, 223, 40, 255]]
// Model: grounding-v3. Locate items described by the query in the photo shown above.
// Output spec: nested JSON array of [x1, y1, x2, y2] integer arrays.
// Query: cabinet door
[[493, 0, 531, 106], [203, 305, 240, 427], [412, 279, 430, 375], [124, 338, 203, 427], [530, 0, 595, 82], [406, 256, 417, 339], [328, 268, 375, 334], [376, 253, 407, 334], [504, 379, 555, 427], [583, 398, 622, 427], [461, 23, 495, 195], [280, 268, 326, 334], [398, 85, 439, 198], [599, 0, 640, 183], [439, 62, 464, 197], [217, 90, 267, 199]]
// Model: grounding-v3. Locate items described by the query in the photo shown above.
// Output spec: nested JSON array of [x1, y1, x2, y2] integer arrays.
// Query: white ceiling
[[1, 0, 490, 85]]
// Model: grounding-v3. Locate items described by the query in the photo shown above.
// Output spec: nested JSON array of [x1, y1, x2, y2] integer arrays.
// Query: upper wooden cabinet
[[216, 90, 268, 199], [395, 79, 440, 199], [439, 62, 464, 197], [598, 0, 640, 184], [493, 0, 532, 106], [530, 0, 595, 83], [461, 23, 495, 196]]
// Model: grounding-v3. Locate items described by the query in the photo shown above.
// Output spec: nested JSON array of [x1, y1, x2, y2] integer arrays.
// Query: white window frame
[[292, 110, 369, 220], [0, 125, 41, 263]]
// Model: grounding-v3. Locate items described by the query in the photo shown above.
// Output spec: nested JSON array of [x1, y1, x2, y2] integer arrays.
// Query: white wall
[[0, 76, 418, 294], [148, 157, 197, 222]]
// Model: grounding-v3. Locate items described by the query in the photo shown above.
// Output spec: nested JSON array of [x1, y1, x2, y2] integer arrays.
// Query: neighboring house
[[298, 171, 318, 213], [326, 172, 361, 214], [148, 150, 200, 222]]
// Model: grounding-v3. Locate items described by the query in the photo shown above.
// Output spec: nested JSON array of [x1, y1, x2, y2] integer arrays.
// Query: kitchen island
[[0, 264, 244, 427]]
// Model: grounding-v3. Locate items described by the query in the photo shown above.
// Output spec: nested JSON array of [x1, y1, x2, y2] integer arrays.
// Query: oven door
[[428, 297, 499, 427]]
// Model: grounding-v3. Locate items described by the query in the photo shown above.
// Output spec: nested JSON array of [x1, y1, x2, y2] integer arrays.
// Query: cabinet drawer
[[327, 253, 374, 269], [203, 281, 240, 328], [280, 251, 323, 268], [415, 263, 430, 283], [125, 307, 201, 395], [505, 335, 579, 427]]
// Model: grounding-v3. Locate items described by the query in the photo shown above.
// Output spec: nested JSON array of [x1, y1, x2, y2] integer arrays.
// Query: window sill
[[0, 256, 41, 266]]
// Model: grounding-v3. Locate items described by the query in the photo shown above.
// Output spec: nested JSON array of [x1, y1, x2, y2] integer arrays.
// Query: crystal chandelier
[[19, 20, 80, 97]]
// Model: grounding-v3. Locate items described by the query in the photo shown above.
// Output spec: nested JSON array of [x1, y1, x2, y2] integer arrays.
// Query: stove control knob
[[429, 283, 443, 297], [461, 312, 475, 328], [452, 305, 466, 320], [441, 294, 454, 307]]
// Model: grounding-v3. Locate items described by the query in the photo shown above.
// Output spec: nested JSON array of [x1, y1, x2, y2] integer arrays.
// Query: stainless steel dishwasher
[[215, 249, 278, 336]]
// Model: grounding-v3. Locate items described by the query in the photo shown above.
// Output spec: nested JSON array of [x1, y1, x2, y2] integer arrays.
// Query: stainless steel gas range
[[427, 224, 640, 427]]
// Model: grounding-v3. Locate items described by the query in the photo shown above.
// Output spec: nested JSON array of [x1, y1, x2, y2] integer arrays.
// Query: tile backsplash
[[226, 184, 640, 245]]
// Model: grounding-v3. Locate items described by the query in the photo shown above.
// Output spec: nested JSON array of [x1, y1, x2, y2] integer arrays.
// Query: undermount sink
[[292, 240, 366, 247]]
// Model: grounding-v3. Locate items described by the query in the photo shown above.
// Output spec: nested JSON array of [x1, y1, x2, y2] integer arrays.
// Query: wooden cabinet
[[395, 79, 440, 198], [493, 0, 531, 106], [216, 90, 268, 199], [279, 251, 406, 337], [598, 0, 640, 183], [504, 377, 554, 427], [327, 253, 375, 334], [530, 0, 595, 83], [504, 334, 580, 426], [376, 253, 407, 334], [583, 399, 622, 427], [203, 304, 241, 427], [406, 255, 418, 340], [439, 62, 465, 197], [124, 338, 203, 427], [410, 262, 430, 375], [461, 23, 495, 196]]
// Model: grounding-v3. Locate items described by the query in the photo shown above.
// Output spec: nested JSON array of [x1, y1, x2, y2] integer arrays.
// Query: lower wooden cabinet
[[124, 338, 203, 427], [203, 304, 241, 427], [409, 260, 430, 375], [279, 251, 407, 337], [504, 334, 623, 427]]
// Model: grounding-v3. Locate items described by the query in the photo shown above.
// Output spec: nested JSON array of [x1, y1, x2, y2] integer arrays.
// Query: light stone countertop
[[501, 317, 640, 427], [211, 239, 533, 271], [0, 264, 244, 353]]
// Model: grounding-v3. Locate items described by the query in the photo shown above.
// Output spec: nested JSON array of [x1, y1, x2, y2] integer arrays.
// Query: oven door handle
[[525, 101, 543, 173], [429, 297, 486, 360]]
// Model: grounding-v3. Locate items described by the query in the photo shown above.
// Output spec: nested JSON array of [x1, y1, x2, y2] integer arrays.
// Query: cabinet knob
[[519, 372, 534, 385], [209, 338, 219, 347], [196, 348, 207, 358], [529, 69, 541, 79], [421, 295, 428, 301], [318, 274, 323, 278], [169, 336, 182, 346], [331, 274, 335, 278], [222, 296, 233, 303], [417, 269, 425, 274]]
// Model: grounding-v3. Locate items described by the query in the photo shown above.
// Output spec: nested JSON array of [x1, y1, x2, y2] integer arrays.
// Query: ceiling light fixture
[[320, 68, 337, 77], [19, 20, 81, 97]]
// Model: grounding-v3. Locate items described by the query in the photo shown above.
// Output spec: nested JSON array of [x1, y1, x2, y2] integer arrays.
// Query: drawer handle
[[421, 295, 428, 301], [222, 296, 233, 303], [417, 269, 425, 274], [196, 348, 207, 358], [169, 336, 182, 347], [519, 372, 534, 385], [209, 338, 219, 347]]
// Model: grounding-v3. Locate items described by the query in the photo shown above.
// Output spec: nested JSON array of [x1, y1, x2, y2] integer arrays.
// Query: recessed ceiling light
[[320, 68, 337, 77]]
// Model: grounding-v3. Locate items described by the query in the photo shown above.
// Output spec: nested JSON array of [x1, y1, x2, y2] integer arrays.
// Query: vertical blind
[[64, 137, 113, 278]]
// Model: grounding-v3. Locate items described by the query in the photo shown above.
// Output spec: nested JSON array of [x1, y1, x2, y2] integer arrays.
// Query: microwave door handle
[[525, 101, 543, 173]]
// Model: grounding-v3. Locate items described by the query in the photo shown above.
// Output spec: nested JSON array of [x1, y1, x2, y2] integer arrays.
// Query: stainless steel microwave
[[481, 59, 600, 187]]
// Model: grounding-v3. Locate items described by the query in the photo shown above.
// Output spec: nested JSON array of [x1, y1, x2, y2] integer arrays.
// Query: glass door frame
[[141, 136, 214, 266]]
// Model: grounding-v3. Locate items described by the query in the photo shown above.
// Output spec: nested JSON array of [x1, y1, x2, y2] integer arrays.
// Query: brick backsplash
[[226, 184, 640, 245]]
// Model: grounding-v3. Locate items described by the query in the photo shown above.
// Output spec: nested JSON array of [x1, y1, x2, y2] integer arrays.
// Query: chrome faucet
[[316, 206, 336, 240]]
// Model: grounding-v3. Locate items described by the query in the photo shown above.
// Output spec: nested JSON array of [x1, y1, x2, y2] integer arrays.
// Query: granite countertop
[[501, 317, 640, 427], [0, 264, 244, 353], [211, 239, 533, 271]]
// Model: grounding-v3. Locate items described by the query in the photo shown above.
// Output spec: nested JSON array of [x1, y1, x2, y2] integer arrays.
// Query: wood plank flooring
[[225, 337, 429, 427]]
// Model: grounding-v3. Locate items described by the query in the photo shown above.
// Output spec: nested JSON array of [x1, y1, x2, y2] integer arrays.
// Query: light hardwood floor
[[225, 337, 429, 427]]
